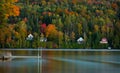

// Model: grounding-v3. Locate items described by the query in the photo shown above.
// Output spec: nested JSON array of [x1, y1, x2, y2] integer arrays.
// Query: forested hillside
[[0, 0, 120, 49]]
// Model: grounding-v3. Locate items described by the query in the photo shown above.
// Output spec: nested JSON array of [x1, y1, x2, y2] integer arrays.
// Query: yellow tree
[[77, 23, 83, 36], [0, 25, 13, 47], [70, 31, 75, 42], [94, 24, 99, 32]]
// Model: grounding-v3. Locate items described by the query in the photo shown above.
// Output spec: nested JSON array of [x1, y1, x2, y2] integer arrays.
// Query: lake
[[0, 49, 120, 73]]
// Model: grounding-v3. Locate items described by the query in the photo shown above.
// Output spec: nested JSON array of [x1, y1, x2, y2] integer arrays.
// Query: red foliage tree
[[40, 23, 47, 34]]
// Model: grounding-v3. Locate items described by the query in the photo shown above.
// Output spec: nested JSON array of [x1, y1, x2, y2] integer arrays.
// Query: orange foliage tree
[[45, 24, 57, 38], [3, 0, 20, 18], [0, 0, 20, 25]]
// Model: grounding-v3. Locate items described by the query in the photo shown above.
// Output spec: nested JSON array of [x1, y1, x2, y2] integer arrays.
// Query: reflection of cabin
[[0, 52, 12, 61]]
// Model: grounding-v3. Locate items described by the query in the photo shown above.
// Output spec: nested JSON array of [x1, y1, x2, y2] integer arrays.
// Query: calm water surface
[[0, 50, 42, 73], [42, 50, 120, 73], [0, 58, 42, 73], [0, 49, 120, 73]]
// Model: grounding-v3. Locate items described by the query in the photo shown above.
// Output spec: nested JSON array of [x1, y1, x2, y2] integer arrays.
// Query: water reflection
[[42, 51, 120, 73], [0, 50, 42, 73], [0, 58, 42, 73], [0, 50, 120, 73]]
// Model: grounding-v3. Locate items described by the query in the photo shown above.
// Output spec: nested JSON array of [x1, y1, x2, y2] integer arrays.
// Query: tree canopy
[[0, 0, 120, 49]]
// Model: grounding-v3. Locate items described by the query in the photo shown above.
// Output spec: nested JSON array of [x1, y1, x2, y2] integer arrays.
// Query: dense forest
[[0, 0, 120, 49]]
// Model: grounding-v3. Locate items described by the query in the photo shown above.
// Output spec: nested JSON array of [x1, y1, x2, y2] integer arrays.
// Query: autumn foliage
[[0, 0, 20, 19], [0, 0, 120, 48], [45, 24, 57, 38]]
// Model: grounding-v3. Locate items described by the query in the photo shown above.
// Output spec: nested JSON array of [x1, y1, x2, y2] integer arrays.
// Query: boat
[[0, 52, 12, 61]]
